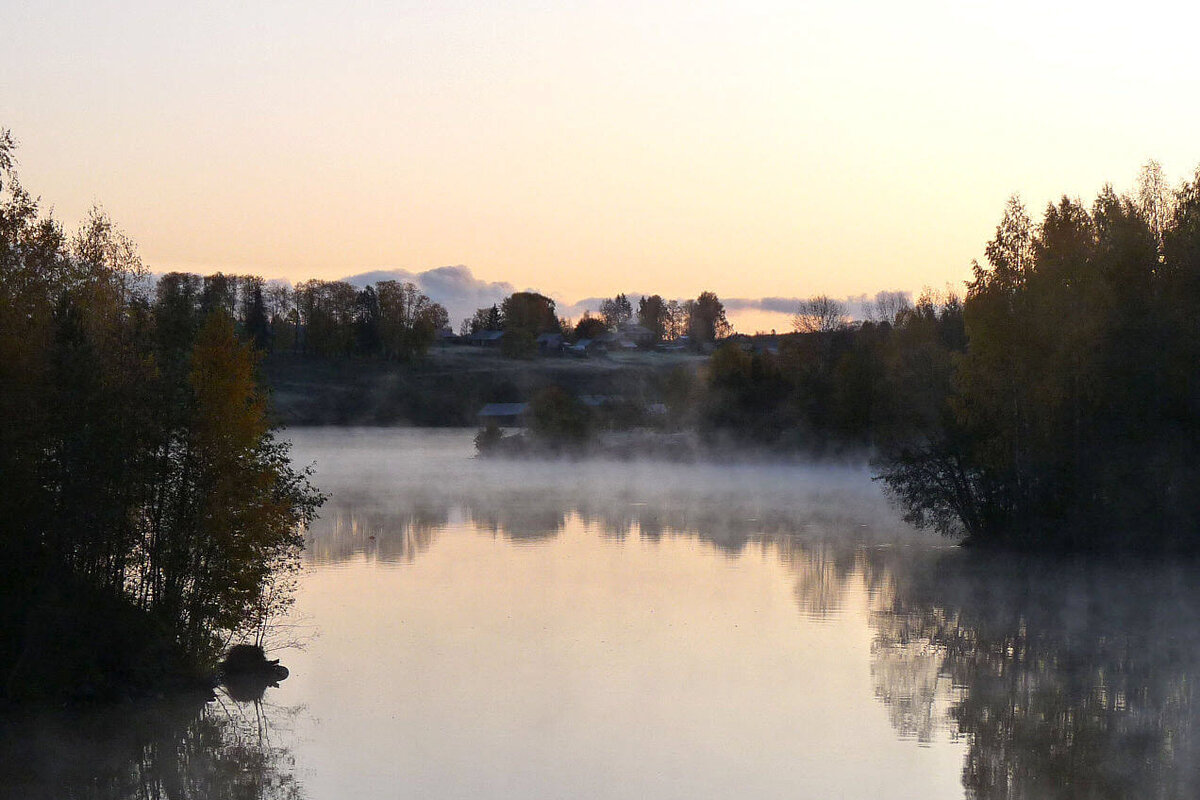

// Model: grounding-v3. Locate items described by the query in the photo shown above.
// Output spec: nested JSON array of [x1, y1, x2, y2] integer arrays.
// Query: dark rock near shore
[[218, 645, 289, 702]]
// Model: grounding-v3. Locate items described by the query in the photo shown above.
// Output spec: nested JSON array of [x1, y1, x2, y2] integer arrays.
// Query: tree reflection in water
[[310, 479, 1200, 798], [304, 475, 907, 566], [0, 682, 303, 800], [870, 552, 1200, 798]]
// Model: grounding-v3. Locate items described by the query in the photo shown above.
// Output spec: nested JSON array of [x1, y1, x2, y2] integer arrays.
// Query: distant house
[[536, 332, 564, 354], [731, 333, 779, 355], [578, 394, 619, 408], [658, 336, 690, 352], [616, 322, 654, 348], [753, 335, 780, 355], [567, 338, 607, 358], [597, 331, 637, 350], [470, 329, 505, 347], [477, 402, 529, 427]]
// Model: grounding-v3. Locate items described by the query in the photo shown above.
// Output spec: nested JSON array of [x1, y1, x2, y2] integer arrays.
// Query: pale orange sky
[[4, 0, 1199, 329]]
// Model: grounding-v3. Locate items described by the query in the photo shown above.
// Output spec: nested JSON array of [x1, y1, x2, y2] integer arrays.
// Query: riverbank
[[475, 428, 876, 463], [0, 570, 210, 705], [261, 345, 705, 426], [1, 570, 285, 706]]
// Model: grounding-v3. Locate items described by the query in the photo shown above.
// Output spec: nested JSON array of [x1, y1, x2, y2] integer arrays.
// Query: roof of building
[[578, 394, 620, 407], [618, 323, 653, 337], [478, 402, 530, 417]]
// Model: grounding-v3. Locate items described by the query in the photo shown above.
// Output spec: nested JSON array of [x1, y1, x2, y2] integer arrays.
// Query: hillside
[[262, 344, 707, 426]]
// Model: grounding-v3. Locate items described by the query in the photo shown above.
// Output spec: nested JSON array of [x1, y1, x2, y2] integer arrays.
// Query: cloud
[[341, 265, 515, 327], [723, 296, 800, 314], [722, 292, 913, 321], [556, 296, 624, 319], [559, 291, 913, 326]]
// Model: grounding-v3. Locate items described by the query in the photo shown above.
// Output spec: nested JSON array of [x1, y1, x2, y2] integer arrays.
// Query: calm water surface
[[7, 428, 1200, 799]]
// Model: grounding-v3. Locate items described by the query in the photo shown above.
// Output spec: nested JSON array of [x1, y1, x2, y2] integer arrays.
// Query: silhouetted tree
[[375, 280, 445, 360], [792, 295, 847, 333], [1136, 159, 1172, 253], [294, 279, 357, 356], [866, 291, 912, 324], [501, 291, 558, 334], [462, 304, 503, 335], [637, 294, 669, 342], [664, 299, 687, 340], [353, 285, 381, 355], [599, 293, 633, 328], [573, 312, 608, 341], [244, 279, 272, 351], [687, 291, 730, 344], [499, 291, 558, 357]]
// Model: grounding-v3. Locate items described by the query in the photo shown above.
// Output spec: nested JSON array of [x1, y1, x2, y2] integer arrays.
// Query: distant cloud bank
[[341, 266, 514, 327], [724, 293, 913, 321], [563, 292, 915, 324], [327, 267, 912, 330], [151, 264, 913, 332]]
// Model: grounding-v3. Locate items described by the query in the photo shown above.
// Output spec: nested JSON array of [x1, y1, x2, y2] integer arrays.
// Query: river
[[6, 428, 1200, 799]]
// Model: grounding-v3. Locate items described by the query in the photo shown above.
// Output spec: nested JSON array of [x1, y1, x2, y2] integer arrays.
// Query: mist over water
[[296, 428, 916, 565], [7, 428, 1200, 798]]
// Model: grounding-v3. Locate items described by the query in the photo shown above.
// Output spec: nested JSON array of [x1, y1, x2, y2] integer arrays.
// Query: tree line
[[879, 164, 1200, 550], [461, 289, 733, 356], [163, 278, 738, 362], [694, 161, 1200, 551], [154, 272, 451, 361], [691, 288, 964, 448]]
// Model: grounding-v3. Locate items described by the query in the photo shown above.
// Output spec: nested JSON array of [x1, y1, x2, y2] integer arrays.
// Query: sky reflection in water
[[7, 428, 1200, 799]]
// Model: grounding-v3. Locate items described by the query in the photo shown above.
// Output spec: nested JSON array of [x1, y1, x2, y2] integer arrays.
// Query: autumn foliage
[[0, 131, 322, 700]]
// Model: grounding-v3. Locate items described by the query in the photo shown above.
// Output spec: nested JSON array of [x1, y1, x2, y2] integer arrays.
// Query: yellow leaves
[[189, 311, 268, 458], [180, 309, 315, 642]]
